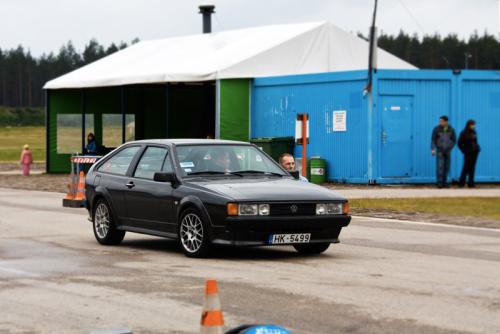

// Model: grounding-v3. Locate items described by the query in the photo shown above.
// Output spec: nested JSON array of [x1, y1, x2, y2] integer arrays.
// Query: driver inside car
[[207, 150, 238, 173]]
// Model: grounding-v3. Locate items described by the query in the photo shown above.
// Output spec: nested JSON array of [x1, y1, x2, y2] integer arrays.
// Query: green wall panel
[[219, 79, 250, 141], [48, 88, 123, 173], [48, 89, 80, 173]]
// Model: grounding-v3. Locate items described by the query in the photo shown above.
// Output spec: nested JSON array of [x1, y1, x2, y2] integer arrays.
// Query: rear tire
[[178, 208, 212, 258], [93, 199, 125, 245], [293, 242, 330, 254]]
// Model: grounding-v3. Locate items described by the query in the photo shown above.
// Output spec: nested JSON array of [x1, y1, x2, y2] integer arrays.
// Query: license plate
[[269, 233, 311, 244]]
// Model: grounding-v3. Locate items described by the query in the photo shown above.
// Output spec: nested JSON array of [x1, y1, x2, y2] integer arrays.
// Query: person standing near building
[[19, 144, 33, 176], [84, 132, 98, 155], [458, 119, 480, 188], [279, 153, 308, 182], [431, 116, 456, 188]]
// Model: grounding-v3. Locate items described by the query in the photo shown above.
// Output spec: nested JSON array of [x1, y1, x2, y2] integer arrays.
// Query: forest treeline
[[375, 31, 500, 70], [0, 38, 138, 108], [1, 32, 500, 108]]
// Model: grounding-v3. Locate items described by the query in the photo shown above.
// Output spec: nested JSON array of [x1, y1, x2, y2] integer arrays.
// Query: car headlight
[[227, 203, 270, 216], [239, 204, 258, 215], [258, 204, 270, 216], [316, 203, 343, 215], [316, 203, 327, 215]]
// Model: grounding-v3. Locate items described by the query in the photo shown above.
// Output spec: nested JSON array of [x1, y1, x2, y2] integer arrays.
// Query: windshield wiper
[[230, 170, 283, 177], [187, 171, 227, 176]]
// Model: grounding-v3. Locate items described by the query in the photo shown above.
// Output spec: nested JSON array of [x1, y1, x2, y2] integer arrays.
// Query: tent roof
[[44, 21, 416, 89]]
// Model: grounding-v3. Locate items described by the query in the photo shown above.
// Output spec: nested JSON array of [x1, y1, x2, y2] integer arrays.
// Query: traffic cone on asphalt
[[74, 171, 86, 201], [63, 175, 76, 200], [200, 279, 224, 334]]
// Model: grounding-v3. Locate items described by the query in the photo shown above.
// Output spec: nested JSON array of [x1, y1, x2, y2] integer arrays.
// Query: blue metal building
[[251, 70, 500, 183]]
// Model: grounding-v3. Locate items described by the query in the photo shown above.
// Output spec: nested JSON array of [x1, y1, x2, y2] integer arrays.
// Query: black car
[[85, 139, 351, 257]]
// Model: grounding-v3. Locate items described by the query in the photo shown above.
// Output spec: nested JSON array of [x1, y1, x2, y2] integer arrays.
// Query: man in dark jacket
[[431, 116, 456, 188]]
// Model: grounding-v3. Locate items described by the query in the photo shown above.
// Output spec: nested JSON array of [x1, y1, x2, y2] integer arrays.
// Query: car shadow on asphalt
[[119, 237, 340, 261]]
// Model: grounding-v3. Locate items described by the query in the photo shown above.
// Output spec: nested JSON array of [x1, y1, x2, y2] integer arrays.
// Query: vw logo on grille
[[290, 205, 298, 213]]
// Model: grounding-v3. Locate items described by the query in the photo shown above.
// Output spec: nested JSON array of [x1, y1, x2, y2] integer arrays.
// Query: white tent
[[44, 21, 415, 89]]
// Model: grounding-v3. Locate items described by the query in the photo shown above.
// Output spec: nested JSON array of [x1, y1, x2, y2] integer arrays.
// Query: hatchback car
[[85, 139, 351, 257]]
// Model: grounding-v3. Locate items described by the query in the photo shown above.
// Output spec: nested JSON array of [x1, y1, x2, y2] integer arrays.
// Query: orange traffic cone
[[74, 171, 86, 201], [63, 172, 77, 200], [200, 279, 224, 334]]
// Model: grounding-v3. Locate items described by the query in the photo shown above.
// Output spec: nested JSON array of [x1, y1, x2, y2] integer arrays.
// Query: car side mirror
[[153, 172, 176, 183], [289, 171, 300, 180]]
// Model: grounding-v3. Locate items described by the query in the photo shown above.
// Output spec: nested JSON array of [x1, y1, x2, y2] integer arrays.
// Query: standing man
[[431, 116, 456, 188], [279, 153, 308, 182]]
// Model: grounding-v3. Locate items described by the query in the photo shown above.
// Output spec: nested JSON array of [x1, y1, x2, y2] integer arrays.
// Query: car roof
[[127, 138, 251, 146]]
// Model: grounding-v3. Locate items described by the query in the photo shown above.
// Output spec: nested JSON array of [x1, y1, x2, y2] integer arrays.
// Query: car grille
[[270, 203, 316, 216]]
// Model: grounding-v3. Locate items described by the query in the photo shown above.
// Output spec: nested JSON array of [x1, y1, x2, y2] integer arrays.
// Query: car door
[[96, 145, 142, 223], [124, 145, 175, 234]]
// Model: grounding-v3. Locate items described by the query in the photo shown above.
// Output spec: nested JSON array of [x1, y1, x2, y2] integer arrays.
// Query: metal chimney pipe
[[198, 4, 215, 34]]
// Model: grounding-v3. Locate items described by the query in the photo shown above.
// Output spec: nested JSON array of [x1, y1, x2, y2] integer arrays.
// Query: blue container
[[251, 69, 500, 184]]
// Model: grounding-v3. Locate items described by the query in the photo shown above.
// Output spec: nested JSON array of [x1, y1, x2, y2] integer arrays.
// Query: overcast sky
[[1, 0, 499, 56]]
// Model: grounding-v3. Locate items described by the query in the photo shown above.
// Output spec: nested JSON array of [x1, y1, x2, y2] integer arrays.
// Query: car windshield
[[175, 144, 287, 177]]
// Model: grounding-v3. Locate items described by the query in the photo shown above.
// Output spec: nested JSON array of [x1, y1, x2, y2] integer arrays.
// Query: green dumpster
[[307, 157, 327, 184], [250, 137, 295, 162]]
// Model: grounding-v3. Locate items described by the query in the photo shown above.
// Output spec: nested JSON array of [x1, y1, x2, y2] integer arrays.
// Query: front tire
[[293, 242, 330, 254], [178, 208, 212, 258], [93, 199, 125, 245]]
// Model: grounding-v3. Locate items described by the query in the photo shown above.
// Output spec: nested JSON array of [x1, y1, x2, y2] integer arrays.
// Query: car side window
[[97, 146, 140, 175], [134, 146, 170, 180]]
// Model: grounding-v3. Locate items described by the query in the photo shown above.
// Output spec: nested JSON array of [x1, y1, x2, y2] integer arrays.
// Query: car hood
[[185, 177, 346, 202]]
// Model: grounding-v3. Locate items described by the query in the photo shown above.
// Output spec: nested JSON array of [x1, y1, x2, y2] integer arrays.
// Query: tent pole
[[45, 90, 50, 172], [165, 83, 170, 138], [81, 89, 86, 154], [215, 80, 220, 139], [121, 87, 126, 143]]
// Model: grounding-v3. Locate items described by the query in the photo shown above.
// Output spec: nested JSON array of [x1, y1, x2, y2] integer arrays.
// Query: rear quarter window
[[97, 146, 140, 175]]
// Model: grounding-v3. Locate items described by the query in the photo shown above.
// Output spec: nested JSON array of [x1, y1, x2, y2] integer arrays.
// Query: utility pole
[[365, 0, 378, 184], [365, 0, 378, 93]]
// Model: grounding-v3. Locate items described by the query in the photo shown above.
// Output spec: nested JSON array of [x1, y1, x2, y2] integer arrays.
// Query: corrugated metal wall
[[375, 71, 453, 183], [252, 69, 500, 183], [458, 71, 500, 182], [252, 71, 369, 182]]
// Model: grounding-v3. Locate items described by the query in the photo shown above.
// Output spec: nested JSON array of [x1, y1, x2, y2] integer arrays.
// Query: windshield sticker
[[255, 155, 263, 162], [180, 161, 195, 168], [184, 168, 192, 173]]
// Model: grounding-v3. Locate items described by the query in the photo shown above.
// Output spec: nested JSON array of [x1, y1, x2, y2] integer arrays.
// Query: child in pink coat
[[20, 144, 33, 176]]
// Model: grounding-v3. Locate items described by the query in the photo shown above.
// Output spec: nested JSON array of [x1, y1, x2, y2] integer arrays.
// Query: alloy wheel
[[94, 203, 110, 239], [180, 213, 204, 253]]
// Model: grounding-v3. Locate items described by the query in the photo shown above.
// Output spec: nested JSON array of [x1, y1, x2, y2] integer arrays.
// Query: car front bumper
[[211, 215, 351, 246]]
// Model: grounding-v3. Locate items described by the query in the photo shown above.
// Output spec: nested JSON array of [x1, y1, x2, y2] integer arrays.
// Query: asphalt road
[[1, 188, 499, 334]]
